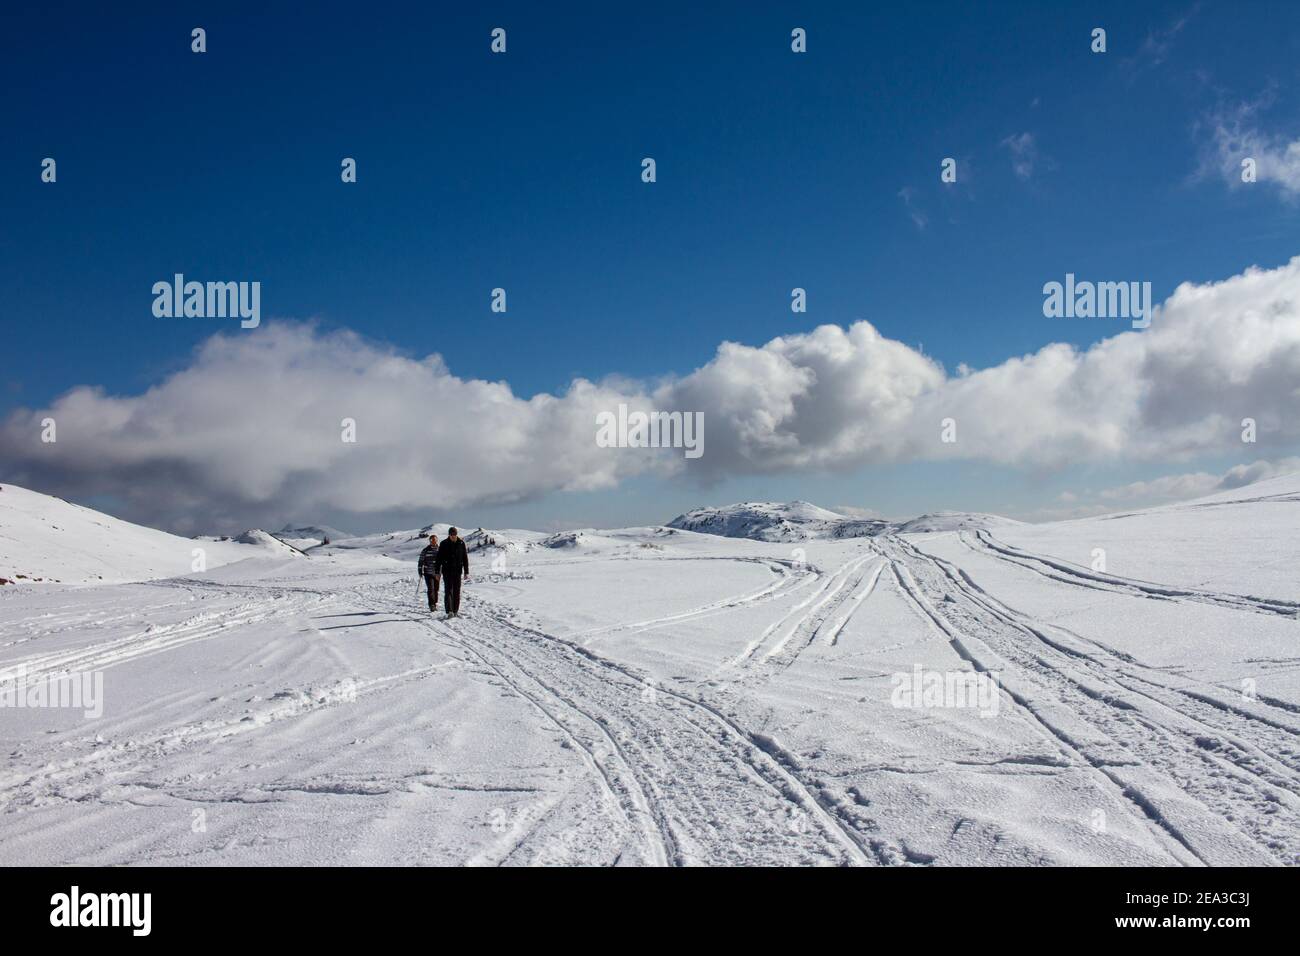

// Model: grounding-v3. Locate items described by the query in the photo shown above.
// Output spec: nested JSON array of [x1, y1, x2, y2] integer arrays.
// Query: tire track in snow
[[1, 576, 349, 684], [968, 531, 1300, 619], [349, 588, 674, 866], [935, 538, 1300, 752], [758, 555, 871, 662], [881, 537, 1208, 864], [914, 539, 1300, 790], [572, 558, 811, 644], [932, 537, 1300, 771], [361, 580, 878, 866], [822, 559, 887, 647], [0, 661, 455, 810], [725, 545, 879, 669], [2, 603, 284, 683], [886, 534, 1299, 865]]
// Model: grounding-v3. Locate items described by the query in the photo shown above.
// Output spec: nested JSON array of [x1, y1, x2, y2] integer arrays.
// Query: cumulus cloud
[[4, 256, 1300, 530], [666, 322, 943, 476], [0, 326, 670, 529]]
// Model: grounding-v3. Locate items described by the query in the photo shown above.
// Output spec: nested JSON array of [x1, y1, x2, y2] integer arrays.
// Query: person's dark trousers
[[423, 574, 440, 610], [444, 575, 462, 614]]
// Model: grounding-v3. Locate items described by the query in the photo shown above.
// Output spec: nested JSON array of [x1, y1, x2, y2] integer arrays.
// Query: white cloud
[[834, 504, 886, 520], [1, 326, 672, 528], [665, 322, 943, 476], [4, 256, 1300, 529], [1099, 471, 1221, 502], [1019, 502, 1116, 522], [1097, 457, 1300, 502], [1025, 457, 1300, 521], [1001, 132, 1038, 181], [1125, 8, 1194, 73], [1201, 99, 1300, 197]]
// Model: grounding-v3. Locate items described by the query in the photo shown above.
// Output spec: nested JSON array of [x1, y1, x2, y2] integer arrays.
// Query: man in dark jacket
[[417, 534, 440, 612], [435, 527, 470, 617]]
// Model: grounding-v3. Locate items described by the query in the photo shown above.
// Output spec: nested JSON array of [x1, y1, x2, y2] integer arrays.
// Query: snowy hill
[[1145, 470, 1300, 510], [315, 523, 544, 562], [0, 484, 282, 585], [993, 470, 1300, 601], [193, 530, 309, 557], [667, 501, 888, 542], [894, 511, 1024, 534], [313, 527, 429, 561], [665, 501, 1017, 541], [274, 524, 351, 549], [462, 527, 529, 553], [236, 530, 309, 556]]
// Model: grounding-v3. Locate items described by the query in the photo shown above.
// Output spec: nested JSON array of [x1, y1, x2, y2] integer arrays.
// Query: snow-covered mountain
[[540, 530, 589, 549], [0, 484, 288, 585], [314, 523, 544, 562], [461, 527, 529, 553], [666, 501, 1016, 541], [667, 501, 888, 542], [192, 529, 309, 556], [235, 530, 310, 556], [274, 524, 351, 549]]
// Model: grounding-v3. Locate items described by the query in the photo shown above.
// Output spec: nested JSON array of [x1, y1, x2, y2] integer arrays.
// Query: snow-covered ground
[[2, 480, 1298, 865], [0, 484, 298, 585]]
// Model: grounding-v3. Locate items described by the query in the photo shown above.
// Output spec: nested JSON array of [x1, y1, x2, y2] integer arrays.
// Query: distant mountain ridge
[[666, 501, 1019, 542]]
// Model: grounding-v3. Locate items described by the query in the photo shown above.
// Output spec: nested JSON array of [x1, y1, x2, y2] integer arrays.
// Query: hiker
[[435, 527, 470, 617], [417, 534, 440, 613]]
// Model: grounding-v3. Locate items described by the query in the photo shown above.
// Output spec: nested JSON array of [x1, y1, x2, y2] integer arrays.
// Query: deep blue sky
[[3, 1, 1299, 531]]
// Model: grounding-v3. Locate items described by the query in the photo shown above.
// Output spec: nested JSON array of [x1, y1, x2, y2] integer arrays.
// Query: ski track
[[885, 534, 1300, 866], [0, 656, 450, 812], [969, 530, 1300, 619], [0, 577, 355, 690], [6, 573, 885, 866], [5, 604, 281, 683], [725, 545, 881, 670], [356, 581, 882, 866], [823, 559, 887, 647], [571, 556, 808, 643], [5, 530, 1298, 867]]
